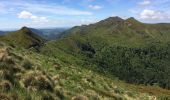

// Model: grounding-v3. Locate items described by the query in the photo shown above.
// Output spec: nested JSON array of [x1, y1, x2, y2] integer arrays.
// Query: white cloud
[[18, 17, 98, 29], [88, 5, 102, 10], [17, 10, 97, 28], [139, 9, 169, 19], [0, 1, 92, 16], [18, 11, 33, 19], [139, 1, 151, 6], [24, 4, 92, 15], [18, 11, 48, 22], [130, 0, 170, 23]]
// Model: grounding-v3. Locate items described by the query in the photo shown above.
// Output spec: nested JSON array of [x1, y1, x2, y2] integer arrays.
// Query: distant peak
[[20, 26, 31, 33], [127, 17, 136, 20], [98, 16, 124, 25], [126, 17, 141, 23], [21, 26, 29, 29], [107, 16, 124, 21], [110, 16, 121, 19]]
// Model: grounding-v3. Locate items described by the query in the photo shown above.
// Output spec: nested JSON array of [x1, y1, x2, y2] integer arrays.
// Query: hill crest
[[0, 27, 45, 48]]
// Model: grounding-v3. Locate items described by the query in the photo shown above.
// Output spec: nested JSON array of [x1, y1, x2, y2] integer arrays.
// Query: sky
[[0, 0, 170, 30]]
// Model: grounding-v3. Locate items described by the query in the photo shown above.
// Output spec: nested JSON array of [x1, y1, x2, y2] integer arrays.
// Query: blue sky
[[0, 0, 170, 30]]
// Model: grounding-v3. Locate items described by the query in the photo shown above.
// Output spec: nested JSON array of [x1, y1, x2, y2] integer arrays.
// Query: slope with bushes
[[1, 16, 170, 99], [41, 17, 170, 90], [1, 42, 167, 100], [0, 27, 45, 49]]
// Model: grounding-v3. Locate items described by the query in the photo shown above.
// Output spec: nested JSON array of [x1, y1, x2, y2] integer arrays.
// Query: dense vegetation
[[93, 43, 170, 89], [42, 17, 170, 91], [60, 39, 170, 90], [1, 42, 165, 99], [1, 17, 170, 99]]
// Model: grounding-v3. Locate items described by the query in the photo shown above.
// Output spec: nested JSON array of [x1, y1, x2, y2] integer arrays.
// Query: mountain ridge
[[62, 17, 170, 45], [0, 27, 45, 49], [0, 16, 170, 99], [0, 31, 6, 36], [41, 16, 170, 91]]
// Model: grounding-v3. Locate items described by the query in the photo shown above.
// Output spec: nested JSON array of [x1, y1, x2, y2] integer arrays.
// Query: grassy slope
[[61, 17, 170, 47], [41, 17, 170, 67], [44, 17, 170, 66], [40, 40, 170, 98], [0, 17, 170, 99], [0, 27, 44, 48], [1, 43, 170, 100], [40, 17, 170, 96]]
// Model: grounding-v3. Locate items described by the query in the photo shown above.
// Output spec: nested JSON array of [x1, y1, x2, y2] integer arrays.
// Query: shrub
[[5, 57, 15, 65], [159, 95, 170, 100], [85, 89, 100, 100], [54, 86, 65, 99], [0, 93, 12, 100], [113, 87, 124, 94], [41, 92, 55, 100], [53, 62, 61, 70], [0, 80, 12, 92], [0, 70, 14, 83], [22, 60, 33, 70], [0, 59, 16, 75], [10, 93, 18, 100], [0, 42, 5, 46], [20, 71, 53, 91], [71, 95, 88, 100], [126, 91, 137, 98]]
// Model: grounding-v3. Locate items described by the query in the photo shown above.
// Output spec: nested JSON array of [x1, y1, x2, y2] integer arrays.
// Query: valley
[[0, 17, 170, 100]]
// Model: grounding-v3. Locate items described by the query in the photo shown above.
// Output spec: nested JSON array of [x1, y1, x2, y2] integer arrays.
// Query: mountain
[[39, 28, 69, 40], [0, 27, 45, 48], [0, 30, 16, 36], [28, 27, 68, 40], [0, 31, 5, 35], [41, 17, 170, 90], [43, 16, 170, 56], [0, 17, 170, 99], [28, 28, 45, 39], [61, 16, 170, 46]]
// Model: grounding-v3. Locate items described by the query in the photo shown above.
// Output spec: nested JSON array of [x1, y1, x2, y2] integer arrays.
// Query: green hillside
[[0, 17, 170, 99], [41, 17, 170, 90], [61, 17, 170, 46], [0, 27, 45, 49], [2, 43, 169, 100]]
